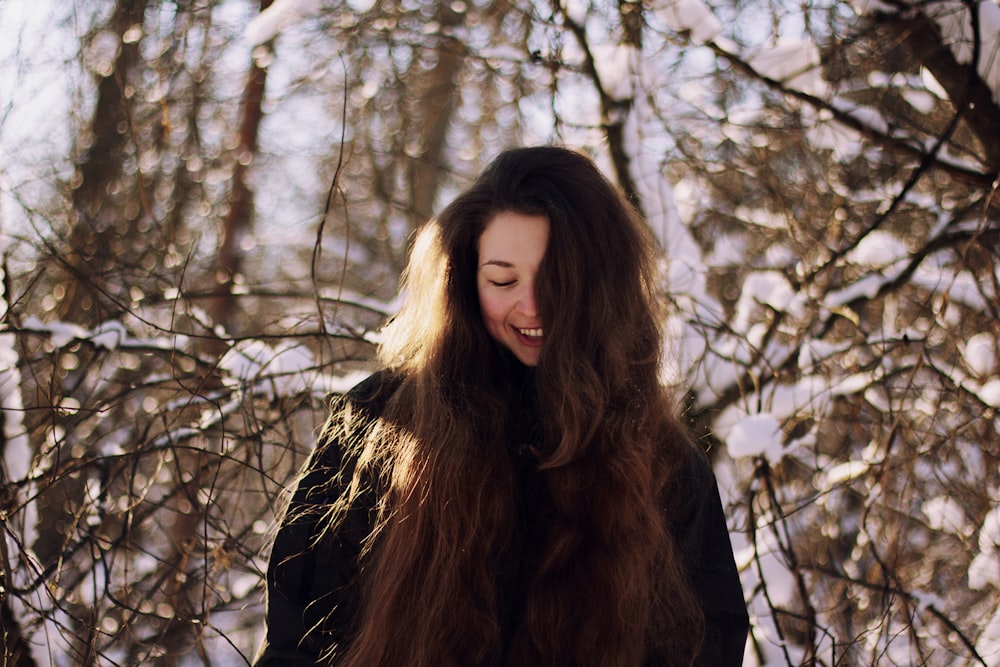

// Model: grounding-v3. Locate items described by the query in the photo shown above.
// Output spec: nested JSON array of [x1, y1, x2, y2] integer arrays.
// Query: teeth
[[518, 328, 543, 338]]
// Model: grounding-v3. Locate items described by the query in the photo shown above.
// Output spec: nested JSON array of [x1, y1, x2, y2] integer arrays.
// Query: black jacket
[[254, 372, 749, 666]]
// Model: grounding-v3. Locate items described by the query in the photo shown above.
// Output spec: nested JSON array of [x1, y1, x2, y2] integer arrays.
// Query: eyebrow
[[480, 259, 515, 268]]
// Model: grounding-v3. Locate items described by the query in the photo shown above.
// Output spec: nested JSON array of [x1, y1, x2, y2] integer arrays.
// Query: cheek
[[477, 289, 509, 337]]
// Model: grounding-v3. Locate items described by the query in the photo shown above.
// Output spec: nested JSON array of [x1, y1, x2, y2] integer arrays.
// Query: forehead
[[478, 211, 550, 266]]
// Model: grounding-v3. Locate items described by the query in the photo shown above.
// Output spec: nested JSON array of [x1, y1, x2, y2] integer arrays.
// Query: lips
[[515, 327, 544, 347]]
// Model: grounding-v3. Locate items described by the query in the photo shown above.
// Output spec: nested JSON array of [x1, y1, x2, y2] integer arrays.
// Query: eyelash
[[490, 280, 515, 287]]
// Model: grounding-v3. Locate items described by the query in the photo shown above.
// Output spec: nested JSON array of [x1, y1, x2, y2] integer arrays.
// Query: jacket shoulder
[[338, 369, 401, 414]]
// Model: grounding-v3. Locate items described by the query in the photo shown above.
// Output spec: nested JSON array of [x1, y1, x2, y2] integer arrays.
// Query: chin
[[515, 351, 541, 367]]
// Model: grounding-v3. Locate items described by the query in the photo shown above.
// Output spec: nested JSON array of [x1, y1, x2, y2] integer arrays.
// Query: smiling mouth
[[517, 327, 543, 340]]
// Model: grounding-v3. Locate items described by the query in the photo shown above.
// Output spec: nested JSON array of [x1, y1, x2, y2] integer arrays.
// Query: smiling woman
[[254, 146, 749, 667], [476, 211, 549, 366]]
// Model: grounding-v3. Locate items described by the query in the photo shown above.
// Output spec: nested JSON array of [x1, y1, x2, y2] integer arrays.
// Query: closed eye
[[490, 280, 516, 287]]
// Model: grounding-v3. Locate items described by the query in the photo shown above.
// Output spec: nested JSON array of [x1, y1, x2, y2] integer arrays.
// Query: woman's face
[[476, 211, 550, 367]]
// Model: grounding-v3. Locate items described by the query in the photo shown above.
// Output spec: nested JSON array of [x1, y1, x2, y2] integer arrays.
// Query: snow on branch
[[245, 0, 322, 46], [652, 0, 722, 44]]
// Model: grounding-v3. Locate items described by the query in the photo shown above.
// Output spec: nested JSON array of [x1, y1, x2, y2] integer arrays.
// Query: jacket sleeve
[[251, 442, 363, 666], [253, 375, 387, 667], [678, 448, 750, 666]]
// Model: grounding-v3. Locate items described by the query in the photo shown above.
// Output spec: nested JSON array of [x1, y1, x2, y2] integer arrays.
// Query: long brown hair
[[326, 146, 704, 666]]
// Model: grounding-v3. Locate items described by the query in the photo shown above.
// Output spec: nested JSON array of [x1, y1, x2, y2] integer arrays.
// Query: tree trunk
[[407, 0, 467, 226], [209, 0, 273, 331], [58, 0, 148, 325], [154, 3, 273, 665]]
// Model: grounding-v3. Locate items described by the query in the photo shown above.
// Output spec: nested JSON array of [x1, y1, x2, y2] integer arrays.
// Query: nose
[[517, 283, 539, 318]]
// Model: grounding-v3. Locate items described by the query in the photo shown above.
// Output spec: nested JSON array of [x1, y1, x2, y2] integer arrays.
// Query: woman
[[254, 146, 749, 666]]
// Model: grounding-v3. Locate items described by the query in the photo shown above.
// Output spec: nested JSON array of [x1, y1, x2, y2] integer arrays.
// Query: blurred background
[[1, 0, 998, 664]]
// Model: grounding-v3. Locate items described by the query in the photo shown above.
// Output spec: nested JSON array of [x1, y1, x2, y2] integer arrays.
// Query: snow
[[805, 114, 863, 161], [21, 316, 191, 354], [1, 232, 47, 667], [912, 263, 992, 311], [921, 66, 949, 99], [22, 316, 87, 347], [726, 413, 784, 462], [850, 0, 894, 13], [764, 244, 796, 270], [732, 271, 804, 333], [82, 29, 120, 77], [2, 0, 999, 661], [218, 339, 270, 384], [671, 258, 724, 315], [346, 0, 378, 11], [921, 495, 971, 537], [749, 528, 797, 606], [798, 339, 852, 372], [969, 505, 1000, 591], [822, 265, 907, 308], [969, 551, 1000, 590], [902, 88, 938, 114], [712, 375, 832, 442], [705, 234, 745, 266], [975, 1, 1000, 104], [831, 370, 880, 397], [846, 230, 908, 267], [561, 0, 589, 25], [652, 0, 722, 44], [265, 343, 321, 397], [857, 0, 1000, 106], [735, 205, 787, 230], [963, 332, 998, 377], [218, 338, 369, 400], [89, 319, 128, 350], [591, 44, 640, 101], [977, 378, 1000, 408], [848, 104, 891, 135], [245, 0, 321, 46], [826, 459, 870, 485], [981, 501, 1000, 553], [976, 602, 1000, 661], [231, 572, 262, 600], [0, 367, 29, 478], [929, 0, 1000, 105], [0, 263, 31, 483], [477, 44, 530, 63], [748, 38, 828, 96]]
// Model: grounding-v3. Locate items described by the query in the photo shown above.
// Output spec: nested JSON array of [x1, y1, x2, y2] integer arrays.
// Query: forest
[[1, 0, 998, 664]]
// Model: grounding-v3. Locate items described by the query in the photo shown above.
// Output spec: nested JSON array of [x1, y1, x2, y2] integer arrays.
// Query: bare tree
[[1, 0, 997, 663]]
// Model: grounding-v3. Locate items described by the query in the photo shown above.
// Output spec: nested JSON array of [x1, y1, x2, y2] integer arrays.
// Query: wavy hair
[[327, 146, 704, 666]]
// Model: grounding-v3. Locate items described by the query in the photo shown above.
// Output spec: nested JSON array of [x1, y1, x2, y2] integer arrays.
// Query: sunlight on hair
[[378, 221, 449, 371]]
